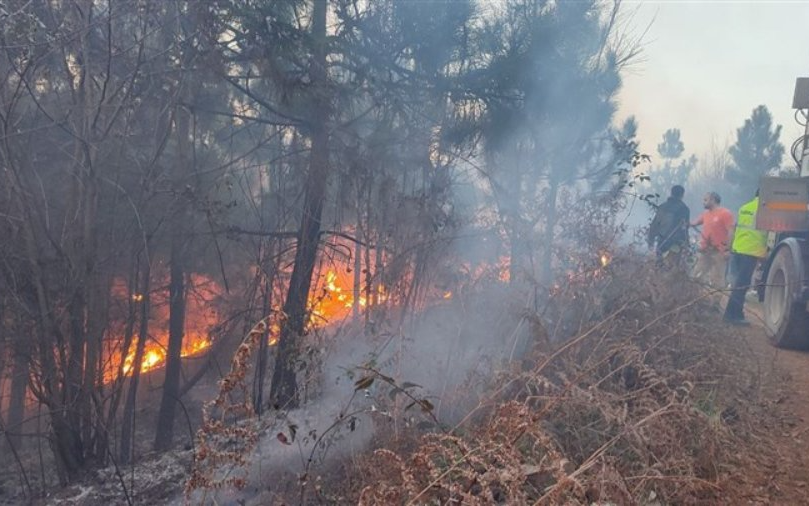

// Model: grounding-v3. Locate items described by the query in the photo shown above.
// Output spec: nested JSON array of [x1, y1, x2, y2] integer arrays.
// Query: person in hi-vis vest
[[723, 191, 768, 325]]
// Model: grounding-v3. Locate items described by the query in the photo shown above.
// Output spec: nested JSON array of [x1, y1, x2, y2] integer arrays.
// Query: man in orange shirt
[[691, 192, 735, 307]]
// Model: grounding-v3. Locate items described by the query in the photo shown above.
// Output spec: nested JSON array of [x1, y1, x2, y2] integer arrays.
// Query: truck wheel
[[764, 247, 809, 349]]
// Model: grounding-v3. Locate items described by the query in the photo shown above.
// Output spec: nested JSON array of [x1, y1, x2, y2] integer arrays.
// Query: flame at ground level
[[106, 259, 472, 382], [106, 268, 366, 381], [104, 273, 221, 382], [119, 334, 213, 378], [309, 269, 387, 324]]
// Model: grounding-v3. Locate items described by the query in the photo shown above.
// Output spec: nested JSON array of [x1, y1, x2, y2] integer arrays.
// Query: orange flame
[[107, 250, 471, 381], [306, 267, 397, 326], [105, 273, 220, 382], [549, 250, 613, 296], [119, 335, 212, 378], [310, 269, 367, 324]]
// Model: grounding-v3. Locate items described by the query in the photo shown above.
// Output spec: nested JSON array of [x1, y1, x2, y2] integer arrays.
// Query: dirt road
[[735, 302, 809, 504]]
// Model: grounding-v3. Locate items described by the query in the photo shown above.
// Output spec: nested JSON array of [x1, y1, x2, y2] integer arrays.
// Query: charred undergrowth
[[32, 250, 774, 506], [326, 258, 764, 505], [178, 180, 769, 505]]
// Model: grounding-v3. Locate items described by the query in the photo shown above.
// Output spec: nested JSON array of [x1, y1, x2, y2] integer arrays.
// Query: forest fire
[[550, 251, 614, 296], [105, 254, 505, 382], [309, 268, 388, 324], [310, 269, 358, 323], [119, 335, 213, 377], [105, 266, 379, 381], [104, 273, 221, 382], [3, 1, 800, 503]]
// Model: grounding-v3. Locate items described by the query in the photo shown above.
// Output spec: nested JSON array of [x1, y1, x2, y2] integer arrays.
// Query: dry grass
[[341, 255, 761, 505]]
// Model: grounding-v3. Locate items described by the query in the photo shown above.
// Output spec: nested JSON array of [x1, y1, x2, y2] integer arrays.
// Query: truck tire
[[764, 246, 809, 349]]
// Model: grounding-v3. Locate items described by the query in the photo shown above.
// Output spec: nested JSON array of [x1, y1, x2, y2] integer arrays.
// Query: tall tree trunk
[[102, 261, 138, 461], [270, 0, 330, 409], [50, 413, 85, 483], [485, 151, 528, 285], [540, 179, 560, 285], [353, 226, 362, 321], [154, 228, 186, 451], [120, 262, 151, 463], [65, 293, 87, 455], [66, 0, 100, 465], [364, 181, 373, 327], [253, 240, 276, 415], [154, 104, 191, 451], [82, 263, 104, 462], [0, 300, 5, 418], [78, 172, 102, 462], [17, 192, 82, 483], [508, 213, 531, 284], [7, 340, 29, 452]]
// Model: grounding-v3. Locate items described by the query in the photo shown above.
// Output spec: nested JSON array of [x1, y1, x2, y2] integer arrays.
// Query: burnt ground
[[5, 300, 809, 505]]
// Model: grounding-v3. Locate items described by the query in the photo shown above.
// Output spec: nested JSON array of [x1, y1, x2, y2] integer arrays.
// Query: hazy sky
[[617, 1, 809, 167]]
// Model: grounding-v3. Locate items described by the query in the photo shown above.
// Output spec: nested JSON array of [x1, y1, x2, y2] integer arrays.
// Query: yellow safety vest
[[731, 197, 768, 258]]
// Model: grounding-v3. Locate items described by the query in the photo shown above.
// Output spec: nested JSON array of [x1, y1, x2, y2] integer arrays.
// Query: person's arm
[[682, 207, 691, 235], [720, 210, 733, 249], [691, 212, 704, 227], [725, 211, 735, 237], [727, 211, 738, 251], [720, 213, 732, 253]]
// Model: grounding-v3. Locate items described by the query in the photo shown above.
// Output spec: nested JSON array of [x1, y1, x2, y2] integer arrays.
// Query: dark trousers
[[724, 253, 758, 320], [656, 242, 686, 268]]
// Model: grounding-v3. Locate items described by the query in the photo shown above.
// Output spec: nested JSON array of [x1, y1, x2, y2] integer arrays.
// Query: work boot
[[723, 315, 750, 326]]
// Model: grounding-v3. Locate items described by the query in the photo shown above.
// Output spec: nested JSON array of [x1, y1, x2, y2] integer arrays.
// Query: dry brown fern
[[185, 315, 277, 500]]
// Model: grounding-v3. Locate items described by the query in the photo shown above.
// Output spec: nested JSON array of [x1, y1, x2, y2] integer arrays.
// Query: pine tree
[[649, 129, 693, 202], [728, 105, 784, 194], [657, 128, 684, 160], [470, 0, 631, 283]]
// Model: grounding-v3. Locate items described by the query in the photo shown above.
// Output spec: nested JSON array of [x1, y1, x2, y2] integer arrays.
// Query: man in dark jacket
[[648, 185, 691, 261]]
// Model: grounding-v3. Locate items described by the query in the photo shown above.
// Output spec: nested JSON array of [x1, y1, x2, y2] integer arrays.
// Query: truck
[[758, 77, 809, 348]]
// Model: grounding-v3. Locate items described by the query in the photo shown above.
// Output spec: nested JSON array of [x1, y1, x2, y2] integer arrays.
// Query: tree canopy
[[728, 105, 785, 194]]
